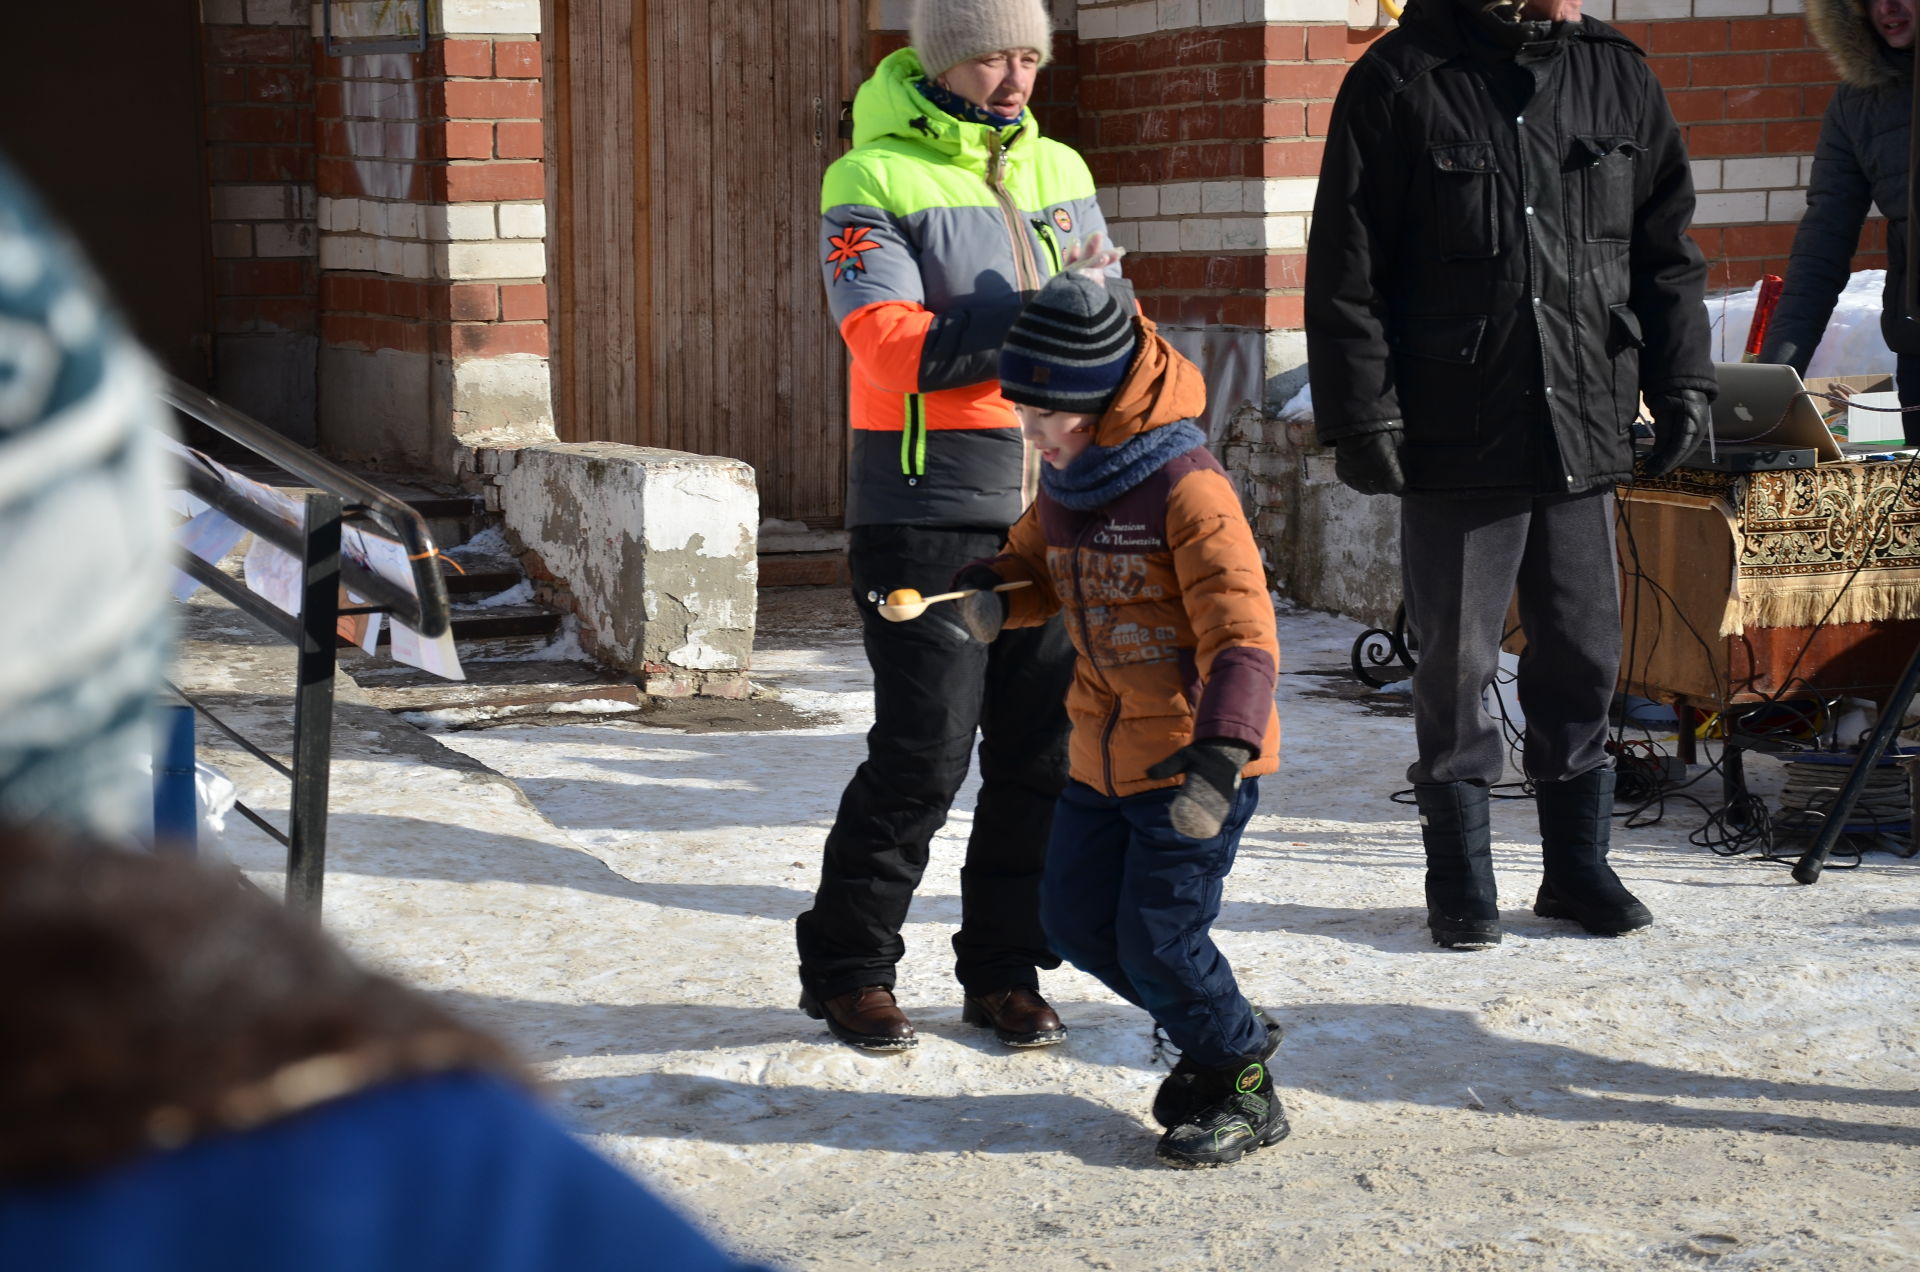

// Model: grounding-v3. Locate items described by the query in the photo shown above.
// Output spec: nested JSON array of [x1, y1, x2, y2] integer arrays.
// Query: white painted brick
[[244, 0, 304, 23], [1079, 6, 1120, 39], [1158, 181, 1203, 216], [1108, 221, 1141, 252], [402, 242, 433, 278], [1219, 216, 1265, 251], [1096, 187, 1118, 217], [1179, 218, 1224, 252], [1200, 0, 1243, 24], [447, 203, 500, 240], [1689, 159, 1722, 192], [1768, 188, 1809, 222], [1202, 181, 1246, 214], [1258, 177, 1318, 213], [295, 187, 318, 220], [875, 0, 912, 29], [1159, 0, 1200, 29], [418, 205, 452, 241], [202, 0, 245, 23], [319, 235, 377, 272], [1139, 219, 1182, 254], [388, 203, 420, 240], [438, 0, 541, 36], [1800, 155, 1817, 185], [1258, 0, 1345, 19], [1722, 156, 1800, 189], [1693, 191, 1769, 225], [376, 237, 406, 276], [498, 202, 546, 239], [254, 222, 316, 257], [1114, 1, 1159, 37], [1695, 0, 1768, 14], [357, 201, 387, 237], [446, 240, 548, 280], [212, 184, 297, 221], [1773, 0, 1804, 12], [1582, 0, 1614, 15], [1263, 215, 1306, 250], [1117, 185, 1159, 219], [1611, 0, 1668, 17], [211, 223, 253, 258]]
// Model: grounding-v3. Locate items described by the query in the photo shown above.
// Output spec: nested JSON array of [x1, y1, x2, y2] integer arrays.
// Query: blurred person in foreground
[[0, 155, 173, 840], [1761, 0, 1920, 437], [0, 830, 774, 1271]]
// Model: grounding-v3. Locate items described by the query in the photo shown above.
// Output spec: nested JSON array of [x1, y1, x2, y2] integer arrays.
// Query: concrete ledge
[[492, 442, 758, 695]]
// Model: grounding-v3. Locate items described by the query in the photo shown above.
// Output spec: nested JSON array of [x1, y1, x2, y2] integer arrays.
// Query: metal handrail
[[163, 375, 452, 639]]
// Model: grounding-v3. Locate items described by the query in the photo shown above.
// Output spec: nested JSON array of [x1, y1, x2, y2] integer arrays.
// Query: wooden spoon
[[877, 579, 1031, 622]]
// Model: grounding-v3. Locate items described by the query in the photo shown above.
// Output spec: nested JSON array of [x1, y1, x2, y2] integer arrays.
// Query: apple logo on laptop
[[1735, 405, 1754, 421]]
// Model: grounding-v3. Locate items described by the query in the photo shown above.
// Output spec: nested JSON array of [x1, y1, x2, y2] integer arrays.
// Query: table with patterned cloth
[[1616, 459, 1920, 709]]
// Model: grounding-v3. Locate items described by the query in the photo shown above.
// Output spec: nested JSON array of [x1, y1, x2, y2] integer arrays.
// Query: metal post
[[1793, 643, 1920, 883], [286, 492, 342, 915], [152, 703, 198, 857]]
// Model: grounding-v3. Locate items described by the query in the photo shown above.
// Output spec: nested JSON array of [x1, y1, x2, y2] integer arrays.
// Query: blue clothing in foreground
[[0, 1074, 771, 1272]]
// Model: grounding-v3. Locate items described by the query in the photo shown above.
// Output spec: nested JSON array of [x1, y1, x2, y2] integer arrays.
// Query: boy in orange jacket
[[957, 240, 1287, 1168]]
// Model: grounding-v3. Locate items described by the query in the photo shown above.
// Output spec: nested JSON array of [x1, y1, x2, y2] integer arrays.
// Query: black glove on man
[[953, 564, 1009, 643], [1145, 739, 1257, 840], [1333, 427, 1406, 496], [1642, 389, 1708, 477]]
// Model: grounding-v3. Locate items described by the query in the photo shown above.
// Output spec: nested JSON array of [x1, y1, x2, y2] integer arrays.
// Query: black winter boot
[[1533, 767, 1652, 935], [1155, 1053, 1290, 1169], [1413, 782, 1501, 949], [1150, 1007, 1282, 1130]]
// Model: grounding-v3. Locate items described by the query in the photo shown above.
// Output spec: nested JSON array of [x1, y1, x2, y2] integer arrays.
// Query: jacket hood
[[1808, 0, 1910, 88], [850, 47, 1043, 165], [1089, 315, 1208, 449]]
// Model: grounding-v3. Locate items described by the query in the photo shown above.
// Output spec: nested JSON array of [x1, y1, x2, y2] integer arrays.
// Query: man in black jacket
[[1305, 0, 1716, 948], [1761, 0, 1918, 433]]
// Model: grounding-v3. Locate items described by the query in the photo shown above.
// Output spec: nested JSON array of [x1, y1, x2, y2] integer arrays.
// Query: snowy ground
[[197, 588, 1920, 1271]]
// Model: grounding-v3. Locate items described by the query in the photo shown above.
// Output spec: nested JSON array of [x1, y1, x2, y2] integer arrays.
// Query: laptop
[[1679, 362, 1842, 469]]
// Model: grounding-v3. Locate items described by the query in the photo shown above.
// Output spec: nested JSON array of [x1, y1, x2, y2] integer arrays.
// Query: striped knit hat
[[999, 272, 1137, 415]]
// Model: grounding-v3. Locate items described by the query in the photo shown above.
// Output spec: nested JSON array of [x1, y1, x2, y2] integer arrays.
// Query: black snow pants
[[795, 524, 1075, 1001]]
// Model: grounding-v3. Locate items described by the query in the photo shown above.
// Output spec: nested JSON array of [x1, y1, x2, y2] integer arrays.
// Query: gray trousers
[[1400, 488, 1621, 788]]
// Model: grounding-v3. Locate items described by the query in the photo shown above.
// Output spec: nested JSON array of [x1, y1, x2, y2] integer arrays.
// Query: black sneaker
[[1150, 1009, 1283, 1131], [1155, 1054, 1290, 1169]]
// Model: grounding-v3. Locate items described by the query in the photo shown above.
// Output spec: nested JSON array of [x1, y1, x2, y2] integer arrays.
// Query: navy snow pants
[[1040, 777, 1267, 1067]]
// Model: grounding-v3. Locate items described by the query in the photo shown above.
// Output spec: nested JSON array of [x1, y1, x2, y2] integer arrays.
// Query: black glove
[[953, 564, 1009, 644], [1333, 427, 1406, 496], [1145, 739, 1257, 840], [1643, 389, 1708, 477]]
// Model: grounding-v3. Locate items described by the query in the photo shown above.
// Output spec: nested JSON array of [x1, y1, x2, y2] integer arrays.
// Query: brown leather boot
[[961, 986, 1068, 1048], [799, 985, 917, 1051]]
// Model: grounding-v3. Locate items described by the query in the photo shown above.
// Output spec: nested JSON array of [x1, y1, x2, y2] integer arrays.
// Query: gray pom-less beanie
[[910, 0, 1054, 80]]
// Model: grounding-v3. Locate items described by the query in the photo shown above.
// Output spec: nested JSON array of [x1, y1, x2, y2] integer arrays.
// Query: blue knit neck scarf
[[915, 77, 1026, 129], [1041, 421, 1207, 511]]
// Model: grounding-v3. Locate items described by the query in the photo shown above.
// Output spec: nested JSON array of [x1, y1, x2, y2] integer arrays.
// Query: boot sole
[[1155, 1115, 1292, 1169], [1430, 922, 1502, 949], [960, 1001, 1067, 1047], [799, 992, 919, 1052], [1532, 896, 1654, 936]]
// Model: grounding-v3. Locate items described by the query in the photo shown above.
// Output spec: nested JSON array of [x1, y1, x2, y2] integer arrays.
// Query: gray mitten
[[1145, 740, 1257, 839], [953, 564, 1009, 643]]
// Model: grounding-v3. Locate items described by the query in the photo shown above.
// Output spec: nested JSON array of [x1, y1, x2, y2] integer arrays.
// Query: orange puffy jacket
[[984, 318, 1280, 797]]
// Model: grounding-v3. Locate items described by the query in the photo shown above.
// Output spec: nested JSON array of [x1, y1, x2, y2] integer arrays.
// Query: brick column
[[1077, 0, 1362, 434], [1596, 0, 1887, 292], [313, 0, 554, 477], [202, 0, 320, 442]]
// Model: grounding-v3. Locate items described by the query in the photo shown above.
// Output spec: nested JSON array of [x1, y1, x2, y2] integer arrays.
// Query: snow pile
[[467, 579, 534, 609], [447, 527, 513, 561], [1706, 270, 1895, 377]]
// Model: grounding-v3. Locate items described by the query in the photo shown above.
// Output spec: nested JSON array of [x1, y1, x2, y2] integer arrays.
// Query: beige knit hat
[[910, 0, 1054, 80]]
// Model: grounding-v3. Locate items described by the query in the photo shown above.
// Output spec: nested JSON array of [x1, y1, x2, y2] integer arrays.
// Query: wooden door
[[548, 0, 861, 526]]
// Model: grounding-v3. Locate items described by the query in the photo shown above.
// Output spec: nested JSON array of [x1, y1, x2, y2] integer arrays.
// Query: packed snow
[[185, 588, 1920, 1271]]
